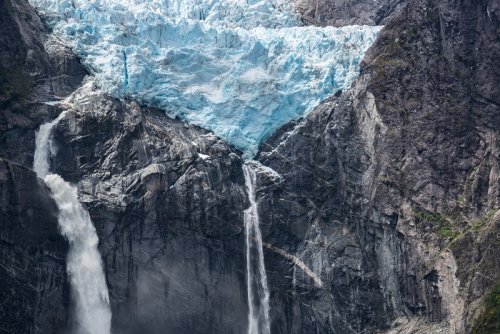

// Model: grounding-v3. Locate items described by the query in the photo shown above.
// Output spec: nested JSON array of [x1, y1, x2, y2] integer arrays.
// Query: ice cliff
[[29, 0, 381, 156]]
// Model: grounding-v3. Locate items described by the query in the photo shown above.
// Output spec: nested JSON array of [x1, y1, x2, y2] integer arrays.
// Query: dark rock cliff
[[258, 0, 499, 332], [47, 83, 249, 334], [0, 1, 84, 333], [0, 0, 498, 333], [0, 0, 86, 166], [0, 158, 68, 333]]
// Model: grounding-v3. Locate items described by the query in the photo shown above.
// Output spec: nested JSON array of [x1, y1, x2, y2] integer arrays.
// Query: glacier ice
[[30, 0, 381, 156]]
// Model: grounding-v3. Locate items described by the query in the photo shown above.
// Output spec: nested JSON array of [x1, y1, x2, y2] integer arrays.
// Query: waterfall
[[243, 163, 271, 334], [34, 116, 112, 334], [33, 112, 65, 179]]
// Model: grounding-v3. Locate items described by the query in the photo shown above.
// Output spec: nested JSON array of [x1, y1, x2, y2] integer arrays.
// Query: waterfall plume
[[243, 163, 271, 334], [34, 115, 112, 334]]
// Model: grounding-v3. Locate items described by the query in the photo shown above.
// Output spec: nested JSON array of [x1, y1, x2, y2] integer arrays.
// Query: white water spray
[[243, 163, 271, 334], [34, 116, 112, 334], [33, 112, 65, 179]]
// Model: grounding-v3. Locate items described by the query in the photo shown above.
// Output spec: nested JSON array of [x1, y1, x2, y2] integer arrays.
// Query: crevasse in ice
[[30, 0, 381, 156]]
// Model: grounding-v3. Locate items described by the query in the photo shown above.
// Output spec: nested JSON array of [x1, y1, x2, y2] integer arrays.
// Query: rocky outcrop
[[292, 0, 408, 26], [44, 83, 250, 334], [257, 0, 499, 332], [0, 3, 83, 331], [0, 158, 68, 334], [0, 0, 498, 333], [0, 0, 86, 167]]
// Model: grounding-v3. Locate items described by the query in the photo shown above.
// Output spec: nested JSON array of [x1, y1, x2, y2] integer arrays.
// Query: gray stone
[[257, 0, 499, 332], [0, 0, 498, 333], [292, 0, 408, 26], [0, 158, 69, 333], [48, 83, 250, 334]]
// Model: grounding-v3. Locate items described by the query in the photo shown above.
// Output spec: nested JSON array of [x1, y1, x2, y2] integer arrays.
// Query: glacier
[[30, 0, 381, 156]]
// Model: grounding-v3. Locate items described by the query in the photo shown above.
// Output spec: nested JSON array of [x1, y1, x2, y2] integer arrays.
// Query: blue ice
[[30, 0, 381, 156]]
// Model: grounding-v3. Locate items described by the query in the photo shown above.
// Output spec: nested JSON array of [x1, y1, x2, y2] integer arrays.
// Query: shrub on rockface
[[473, 284, 500, 334]]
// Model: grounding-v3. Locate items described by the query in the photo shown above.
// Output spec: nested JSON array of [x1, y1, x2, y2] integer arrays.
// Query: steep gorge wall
[[0, 1, 84, 332], [0, 158, 68, 333], [0, 0, 498, 333], [46, 84, 250, 334], [257, 0, 499, 332]]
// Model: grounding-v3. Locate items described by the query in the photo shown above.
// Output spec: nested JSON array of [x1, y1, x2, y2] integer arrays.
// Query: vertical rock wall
[[257, 0, 499, 332], [0, 159, 69, 333]]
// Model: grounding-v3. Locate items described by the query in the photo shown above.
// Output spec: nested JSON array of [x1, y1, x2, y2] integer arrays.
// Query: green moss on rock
[[473, 284, 500, 334], [437, 224, 459, 239], [413, 209, 443, 223]]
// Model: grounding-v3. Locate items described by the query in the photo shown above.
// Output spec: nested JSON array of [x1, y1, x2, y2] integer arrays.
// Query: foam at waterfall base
[[44, 174, 112, 334]]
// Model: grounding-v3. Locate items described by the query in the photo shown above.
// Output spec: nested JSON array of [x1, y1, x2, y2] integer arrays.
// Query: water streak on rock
[[243, 163, 271, 334], [34, 116, 112, 334]]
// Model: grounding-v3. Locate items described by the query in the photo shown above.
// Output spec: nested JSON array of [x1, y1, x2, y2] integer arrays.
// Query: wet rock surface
[[0, 158, 69, 334], [0, 0, 498, 333], [47, 83, 249, 334], [0, 1, 82, 332], [258, 0, 499, 332]]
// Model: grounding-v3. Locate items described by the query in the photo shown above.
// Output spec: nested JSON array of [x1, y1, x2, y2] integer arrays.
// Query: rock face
[[0, 0, 499, 333], [0, 158, 69, 334], [0, 1, 83, 333], [46, 83, 250, 334], [0, 0, 86, 166], [292, 0, 408, 26], [257, 0, 499, 332]]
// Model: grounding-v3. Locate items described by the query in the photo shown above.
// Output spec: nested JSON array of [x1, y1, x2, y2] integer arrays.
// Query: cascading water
[[33, 112, 66, 179], [26, 0, 383, 331], [243, 163, 271, 334], [34, 116, 112, 334]]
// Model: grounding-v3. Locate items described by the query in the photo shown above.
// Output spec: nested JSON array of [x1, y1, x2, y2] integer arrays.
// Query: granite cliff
[[0, 0, 498, 333], [257, 0, 499, 332]]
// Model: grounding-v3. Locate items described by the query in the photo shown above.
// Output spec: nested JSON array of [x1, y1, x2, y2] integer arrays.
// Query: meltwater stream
[[34, 117, 112, 334], [243, 164, 271, 334]]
